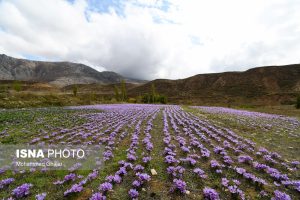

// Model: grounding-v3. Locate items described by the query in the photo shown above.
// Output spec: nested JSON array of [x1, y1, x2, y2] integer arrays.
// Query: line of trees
[[113, 81, 167, 104], [141, 83, 167, 104]]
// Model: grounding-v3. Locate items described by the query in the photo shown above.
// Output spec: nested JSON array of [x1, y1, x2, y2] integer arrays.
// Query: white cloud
[[0, 0, 299, 80]]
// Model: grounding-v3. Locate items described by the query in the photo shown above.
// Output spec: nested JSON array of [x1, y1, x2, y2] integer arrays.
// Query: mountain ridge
[[128, 64, 300, 105], [0, 54, 143, 86]]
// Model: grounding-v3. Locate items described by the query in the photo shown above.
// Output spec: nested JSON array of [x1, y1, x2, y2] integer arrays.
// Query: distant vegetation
[[141, 93, 167, 104], [114, 85, 120, 101], [120, 80, 127, 101], [114, 80, 128, 102], [141, 83, 167, 104], [1, 80, 299, 109], [13, 81, 22, 92], [72, 85, 78, 96], [112, 81, 168, 104]]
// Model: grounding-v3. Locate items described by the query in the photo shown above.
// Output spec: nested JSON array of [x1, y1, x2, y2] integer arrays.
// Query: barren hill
[[129, 65, 300, 105]]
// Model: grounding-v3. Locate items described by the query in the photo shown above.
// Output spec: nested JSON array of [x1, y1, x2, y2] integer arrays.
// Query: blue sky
[[0, 0, 300, 79], [87, 0, 124, 15]]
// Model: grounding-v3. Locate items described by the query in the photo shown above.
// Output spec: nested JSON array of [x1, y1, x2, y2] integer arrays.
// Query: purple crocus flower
[[214, 146, 224, 154], [12, 183, 33, 198], [271, 190, 291, 200], [103, 150, 114, 161], [210, 160, 220, 168], [99, 182, 113, 192], [236, 167, 246, 175], [228, 185, 238, 194], [221, 178, 229, 187], [263, 155, 278, 164], [203, 187, 220, 200], [291, 161, 300, 166], [105, 175, 114, 183], [128, 189, 139, 199], [0, 166, 8, 175], [127, 154, 137, 161], [181, 157, 197, 165], [113, 175, 122, 184], [238, 155, 253, 164], [132, 180, 141, 188], [123, 162, 133, 169], [35, 192, 47, 200], [137, 173, 151, 182], [134, 165, 145, 172], [233, 179, 241, 185], [165, 155, 179, 164], [193, 168, 207, 179], [90, 192, 107, 200], [88, 170, 99, 180], [201, 149, 210, 158], [64, 184, 83, 196], [0, 178, 15, 189], [116, 167, 127, 176], [253, 162, 268, 170], [172, 179, 187, 193], [64, 173, 77, 182], [142, 156, 152, 163]]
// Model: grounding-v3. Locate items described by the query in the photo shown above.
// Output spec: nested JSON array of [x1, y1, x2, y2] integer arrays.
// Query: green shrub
[[128, 98, 137, 103], [13, 81, 22, 92]]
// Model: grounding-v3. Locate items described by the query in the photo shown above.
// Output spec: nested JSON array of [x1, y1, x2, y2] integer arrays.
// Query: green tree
[[13, 81, 21, 92], [158, 95, 167, 104], [141, 93, 149, 103], [141, 93, 167, 104], [72, 85, 78, 96], [120, 80, 127, 101], [296, 95, 300, 109], [114, 85, 120, 101], [151, 83, 156, 103]]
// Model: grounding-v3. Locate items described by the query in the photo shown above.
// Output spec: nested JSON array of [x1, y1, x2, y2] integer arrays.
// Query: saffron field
[[0, 104, 299, 199]]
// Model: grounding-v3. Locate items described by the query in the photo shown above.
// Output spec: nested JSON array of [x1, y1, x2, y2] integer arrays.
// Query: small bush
[[128, 98, 137, 103], [13, 81, 22, 92], [110, 98, 118, 103]]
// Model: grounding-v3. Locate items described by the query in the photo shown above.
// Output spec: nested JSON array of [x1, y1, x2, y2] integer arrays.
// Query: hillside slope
[[129, 65, 300, 105]]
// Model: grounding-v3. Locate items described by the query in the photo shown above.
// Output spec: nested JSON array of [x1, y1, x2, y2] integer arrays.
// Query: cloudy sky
[[0, 0, 299, 80]]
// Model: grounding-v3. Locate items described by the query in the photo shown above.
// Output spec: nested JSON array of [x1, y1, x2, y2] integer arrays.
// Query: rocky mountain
[[0, 54, 142, 86], [129, 65, 300, 106]]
